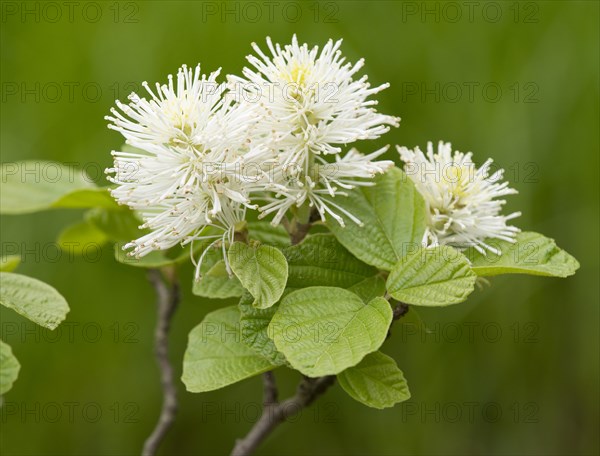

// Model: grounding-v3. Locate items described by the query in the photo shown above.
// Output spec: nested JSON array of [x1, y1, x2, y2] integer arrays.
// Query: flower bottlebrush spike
[[398, 141, 521, 254], [105, 64, 270, 276], [229, 35, 399, 226]]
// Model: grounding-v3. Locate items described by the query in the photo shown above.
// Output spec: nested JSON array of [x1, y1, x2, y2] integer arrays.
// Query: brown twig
[[386, 301, 410, 340], [230, 376, 336, 456], [285, 207, 317, 246], [289, 221, 311, 245], [392, 301, 409, 320], [262, 371, 278, 407], [142, 268, 180, 456]]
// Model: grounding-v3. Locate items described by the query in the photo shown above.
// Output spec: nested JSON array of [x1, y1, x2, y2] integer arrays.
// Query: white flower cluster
[[106, 65, 270, 272], [228, 35, 398, 225], [398, 141, 520, 254], [106, 36, 397, 274], [106, 36, 520, 274]]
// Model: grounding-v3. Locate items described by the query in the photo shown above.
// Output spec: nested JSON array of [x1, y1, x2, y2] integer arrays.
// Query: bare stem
[[262, 371, 278, 407], [289, 220, 311, 245], [142, 268, 180, 456], [230, 375, 336, 456], [285, 207, 317, 245], [392, 301, 409, 321]]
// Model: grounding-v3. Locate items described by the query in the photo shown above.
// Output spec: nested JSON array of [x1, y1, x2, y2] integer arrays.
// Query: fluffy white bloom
[[257, 146, 394, 226], [229, 35, 398, 225], [105, 64, 270, 276], [397, 141, 521, 254]]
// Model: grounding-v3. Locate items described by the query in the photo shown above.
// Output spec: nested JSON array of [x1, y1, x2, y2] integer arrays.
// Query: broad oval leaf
[[228, 242, 288, 309], [58, 220, 108, 256], [182, 306, 275, 392], [269, 287, 392, 377], [465, 232, 579, 278], [114, 242, 197, 268], [238, 292, 287, 366], [337, 351, 410, 409], [348, 275, 387, 304], [86, 207, 144, 242], [325, 167, 427, 271], [0, 161, 115, 214], [0, 340, 20, 395], [283, 234, 380, 289], [52, 188, 118, 210], [247, 222, 291, 247], [386, 246, 476, 306], [0, 272, 69, 330], [193, 260, 244, 299]]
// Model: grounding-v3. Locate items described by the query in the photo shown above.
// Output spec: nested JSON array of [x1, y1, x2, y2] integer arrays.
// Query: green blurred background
[[1, 1, 598, 454]]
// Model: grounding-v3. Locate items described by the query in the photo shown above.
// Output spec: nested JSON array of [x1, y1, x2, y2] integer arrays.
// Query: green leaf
[[182, 306, 275, 392], [113, 225, 220, 268], [52, 188, 118, 210], [0, 161, 116, 214], [247, 221, 291, 247], [465, 232, 580, 278], [0, 272, 69, 330], [283, 234, 380, 289], [386, 246, 476, 306], [228, 242, 288, 309], [337, 352, 410, 409], [348, 275, 387, 304], [0, 340, 20, 395], [193, 259, 244, 299], [238, 292, 287, 366], [269, 287, 392, 376], [0, 255, 21, 273], [114, 242, 192, 268], [57, 220, 108, 255], [86, 207, 144, 242], [326, 167, 427, 271]]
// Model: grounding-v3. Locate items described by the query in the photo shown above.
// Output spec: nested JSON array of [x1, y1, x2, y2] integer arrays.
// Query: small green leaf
[[238, 292, 287, 366], [52, 188, 118, 210], [0, 255, 21, 273], [114, 242, 192, 268], [228, 242, 288, 309], [269, 287, 392, 376], [182, 306, 275, 392], [386, 246, 476, 306], [193, 260, 244, 299], [0, 161, 115, 214], [57, 220, 108, 255], [338, 352, 410, 409], [348, 275, 387, 304], [86, 207, 144, 242], [326, 167, 427, 271], [465, 232, 579, 278], [283, 234, 380, 289], [0, 272, 69, 330], [0, 340, 20, 395], [113, 225, 220, 268], [247, 222, 291, 247]]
